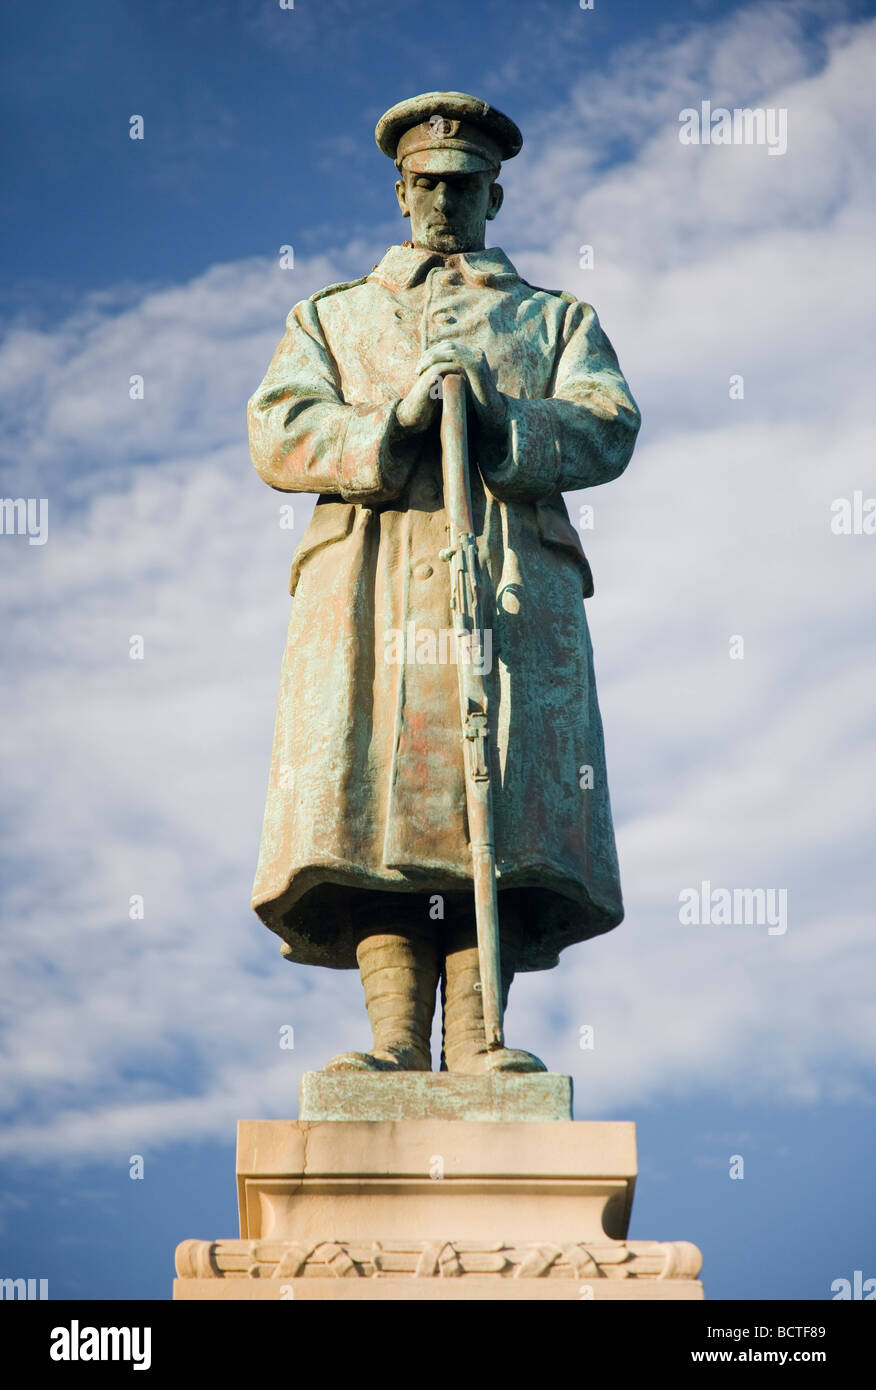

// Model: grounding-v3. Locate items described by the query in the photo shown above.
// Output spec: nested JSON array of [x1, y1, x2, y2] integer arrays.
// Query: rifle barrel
[[439, 373, 504, 1050]]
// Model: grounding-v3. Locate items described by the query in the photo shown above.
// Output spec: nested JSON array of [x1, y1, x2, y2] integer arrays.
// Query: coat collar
[[369, 243, 520, 291]]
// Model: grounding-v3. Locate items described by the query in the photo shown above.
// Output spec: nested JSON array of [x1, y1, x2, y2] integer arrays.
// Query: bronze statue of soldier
[[247, 91, 640, 1075]]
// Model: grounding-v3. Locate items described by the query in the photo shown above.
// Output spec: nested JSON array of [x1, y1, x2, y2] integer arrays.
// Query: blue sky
[[1, 0, 875, 1301], [2, 0, 766, 296]]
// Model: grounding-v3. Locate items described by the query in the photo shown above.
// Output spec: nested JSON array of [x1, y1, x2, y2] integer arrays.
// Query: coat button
[[412, 560, 434, 580]]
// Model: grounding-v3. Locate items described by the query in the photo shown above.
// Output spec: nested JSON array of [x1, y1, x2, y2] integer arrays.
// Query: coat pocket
[[289, 500, 356, 595], [535, 500, 594, 597]]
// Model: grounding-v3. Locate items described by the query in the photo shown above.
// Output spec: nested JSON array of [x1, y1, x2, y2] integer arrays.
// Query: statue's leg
[[441, 902, 547, 1074], [324, 899, 438, 1073]]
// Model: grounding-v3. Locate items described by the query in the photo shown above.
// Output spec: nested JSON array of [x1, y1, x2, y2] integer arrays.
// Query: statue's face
[[395, 168, 503, 253]]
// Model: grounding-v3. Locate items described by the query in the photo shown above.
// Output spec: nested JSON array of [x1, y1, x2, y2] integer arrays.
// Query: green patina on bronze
[[298, 1072, 573, 1123], [247, 92, 640, 1074]]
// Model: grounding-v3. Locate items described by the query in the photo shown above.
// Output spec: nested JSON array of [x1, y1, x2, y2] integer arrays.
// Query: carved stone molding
[[176, 1237, 702, 1282]]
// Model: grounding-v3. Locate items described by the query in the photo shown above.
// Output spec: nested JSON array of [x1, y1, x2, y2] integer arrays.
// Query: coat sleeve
[[247, 297, 415, 502], [479, 299, 640, 502]]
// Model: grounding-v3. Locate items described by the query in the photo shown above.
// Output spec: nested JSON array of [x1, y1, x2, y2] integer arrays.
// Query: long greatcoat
[[248, 244, 640, 971]]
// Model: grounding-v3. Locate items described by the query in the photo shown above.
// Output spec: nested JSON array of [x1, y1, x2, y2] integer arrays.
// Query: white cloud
[[1, 2, 874, 1161]]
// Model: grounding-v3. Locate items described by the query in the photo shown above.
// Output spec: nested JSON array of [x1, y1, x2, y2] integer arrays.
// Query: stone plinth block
[[235, 1116, 636, 1246], [173, 1075, 704, 1300]]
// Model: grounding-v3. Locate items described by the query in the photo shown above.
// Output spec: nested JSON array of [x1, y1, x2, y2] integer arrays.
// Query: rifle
[[439, 373, 504, 1051]]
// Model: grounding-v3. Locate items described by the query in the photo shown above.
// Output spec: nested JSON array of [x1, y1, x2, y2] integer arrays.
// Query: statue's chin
[[416, 232, 481, 254]]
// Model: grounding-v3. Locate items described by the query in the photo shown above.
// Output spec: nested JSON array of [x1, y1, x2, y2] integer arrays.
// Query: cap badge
[[428, 114, 459, 139]]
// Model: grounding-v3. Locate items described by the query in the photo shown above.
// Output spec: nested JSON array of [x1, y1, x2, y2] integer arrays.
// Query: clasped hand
[[395, 342, 508, 443]]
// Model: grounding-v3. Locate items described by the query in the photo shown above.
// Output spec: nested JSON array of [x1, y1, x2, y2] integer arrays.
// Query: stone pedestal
[[173, 1075, 704, 1300]]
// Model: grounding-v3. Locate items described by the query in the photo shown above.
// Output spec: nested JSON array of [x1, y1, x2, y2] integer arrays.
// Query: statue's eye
[[414, 178, 434, 189]]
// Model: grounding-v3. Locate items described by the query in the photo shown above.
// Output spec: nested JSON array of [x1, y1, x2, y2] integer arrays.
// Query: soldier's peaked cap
[[375, 91, 522, 174]]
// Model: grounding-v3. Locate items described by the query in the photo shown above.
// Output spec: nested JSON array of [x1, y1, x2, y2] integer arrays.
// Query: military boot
[[441, 912, 546, 1074], [324, 916, 439, 1072]]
